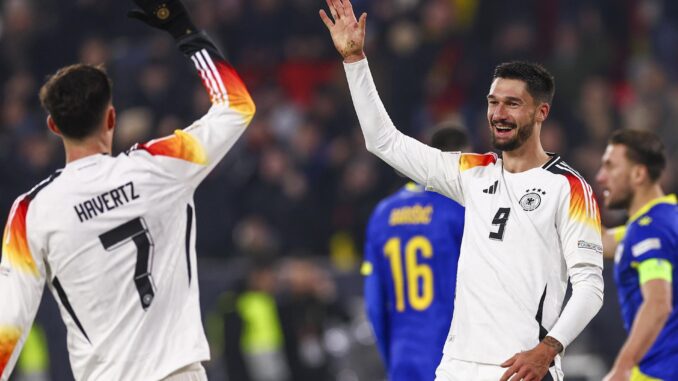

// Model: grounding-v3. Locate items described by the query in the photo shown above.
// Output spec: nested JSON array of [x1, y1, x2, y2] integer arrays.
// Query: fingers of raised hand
[[319, 9, 334, 29], [324, 0, 337, 20], [341, 0, 355, 20]]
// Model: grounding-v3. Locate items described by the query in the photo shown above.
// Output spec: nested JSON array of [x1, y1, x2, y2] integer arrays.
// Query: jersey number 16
[[384, 236, 434, 312]]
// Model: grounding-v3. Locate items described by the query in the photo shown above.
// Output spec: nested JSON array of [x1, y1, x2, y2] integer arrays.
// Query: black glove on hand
[[128, 0, 197, 39]]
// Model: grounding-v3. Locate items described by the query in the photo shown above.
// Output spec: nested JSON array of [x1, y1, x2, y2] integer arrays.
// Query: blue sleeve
[[363, 211, 390, 367], [626, 219, 675, 263]]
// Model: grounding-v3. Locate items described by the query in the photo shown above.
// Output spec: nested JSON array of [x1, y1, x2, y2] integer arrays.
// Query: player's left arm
[[362, 214, 390, 367], [604, 227, 674, 381], [0, 197, 47, 380], [501, 178, 605, 381]]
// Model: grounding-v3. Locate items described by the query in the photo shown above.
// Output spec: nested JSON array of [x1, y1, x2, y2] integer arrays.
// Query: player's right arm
[[319, 0, 464, 204], [0, 196, 46, 380], [362, 212, 390, 367], [129, 0, 255, 187]]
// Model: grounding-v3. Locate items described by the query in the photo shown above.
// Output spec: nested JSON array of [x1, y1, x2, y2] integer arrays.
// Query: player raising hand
[[321, 0, 604, 380], [1, 1, 254, 380]]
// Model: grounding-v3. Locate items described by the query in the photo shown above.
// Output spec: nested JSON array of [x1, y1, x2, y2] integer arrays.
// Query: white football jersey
[[344, 59, 603, 367], [429, 153, 602, 364], [0, 35, 255, 380]]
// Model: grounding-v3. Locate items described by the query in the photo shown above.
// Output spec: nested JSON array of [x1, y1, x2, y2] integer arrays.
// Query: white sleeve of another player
[[344, 58, 465, 204], [0, 197, 46, 380]]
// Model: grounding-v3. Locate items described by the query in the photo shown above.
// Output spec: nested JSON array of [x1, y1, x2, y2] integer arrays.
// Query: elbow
[[365, 141, 379, 155]]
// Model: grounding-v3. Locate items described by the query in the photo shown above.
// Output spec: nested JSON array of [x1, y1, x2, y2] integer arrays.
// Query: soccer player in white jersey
[[0, 1, 255, 380], [319, 1, 604, 380]]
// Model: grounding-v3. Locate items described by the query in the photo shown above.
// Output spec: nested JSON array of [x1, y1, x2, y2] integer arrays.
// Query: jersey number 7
[[384, 236, 434, 312], [99, 217, 156, 310]]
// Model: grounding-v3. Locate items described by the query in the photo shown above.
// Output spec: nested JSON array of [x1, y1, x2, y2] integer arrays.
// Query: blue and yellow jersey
[[362, 183, 464, 381], [614, 194, 678, 380]]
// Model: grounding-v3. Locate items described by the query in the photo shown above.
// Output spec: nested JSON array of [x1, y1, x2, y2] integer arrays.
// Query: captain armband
[[637, 258, 673, 285]]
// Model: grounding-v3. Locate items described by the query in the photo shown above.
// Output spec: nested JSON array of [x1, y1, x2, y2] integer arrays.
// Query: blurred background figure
[[596, 129, 677, 381], [1, 0, 677, 379]]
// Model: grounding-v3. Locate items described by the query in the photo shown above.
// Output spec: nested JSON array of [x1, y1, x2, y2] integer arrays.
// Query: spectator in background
[[596, 129, 678, 381], [362, 125, 469, 381], [221, 259, 290, 381]]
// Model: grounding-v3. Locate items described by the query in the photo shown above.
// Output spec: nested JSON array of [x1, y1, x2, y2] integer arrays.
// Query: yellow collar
[[628, 194, 677, 224]]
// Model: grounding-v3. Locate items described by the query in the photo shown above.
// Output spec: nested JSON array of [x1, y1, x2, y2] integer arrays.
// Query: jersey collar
[[628, 194, 677, 224]]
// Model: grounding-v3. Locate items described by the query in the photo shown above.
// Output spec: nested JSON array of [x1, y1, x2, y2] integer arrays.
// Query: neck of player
[[63, 130, 113, 164], [501, 133, 550, 173], [628, 183, 665, 218]]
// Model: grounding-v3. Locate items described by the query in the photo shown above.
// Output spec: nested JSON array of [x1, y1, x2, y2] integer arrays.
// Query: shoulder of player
[[541, 156, 593, 192], [5, 170, 63, 233], [459, 152, 499, 173], [626, 206, 678, 244], [125, 130, 207, 165], [18, 170, 64, 206]]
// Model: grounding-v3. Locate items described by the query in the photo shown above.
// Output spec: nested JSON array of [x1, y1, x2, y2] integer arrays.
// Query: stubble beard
[[490, 117, 536, 152]]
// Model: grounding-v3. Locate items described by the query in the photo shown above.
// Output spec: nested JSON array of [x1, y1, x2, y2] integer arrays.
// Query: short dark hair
[[493, 61, 555, 104], [609, 129, 666, 182], [430, 125, 469, 152], [39, 64, 112, 140]]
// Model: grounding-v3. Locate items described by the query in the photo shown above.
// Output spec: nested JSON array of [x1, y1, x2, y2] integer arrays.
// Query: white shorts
[[435, 356, 562, 381], [161, 363, 207, 381]]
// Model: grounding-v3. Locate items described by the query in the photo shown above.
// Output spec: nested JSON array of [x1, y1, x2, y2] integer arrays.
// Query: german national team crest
[[519, 188, 546, 211]]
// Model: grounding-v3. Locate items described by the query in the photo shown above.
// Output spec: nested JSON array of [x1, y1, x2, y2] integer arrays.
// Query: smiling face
[[596, 144, 635, 210], [486, 78, 545, 151]]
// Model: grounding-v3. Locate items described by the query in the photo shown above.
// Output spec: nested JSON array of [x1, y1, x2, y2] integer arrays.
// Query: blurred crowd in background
[[1, 0, 677, 380]]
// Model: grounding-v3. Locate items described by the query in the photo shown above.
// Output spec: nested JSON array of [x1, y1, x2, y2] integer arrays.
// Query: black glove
[[128, 0, 197, 39]]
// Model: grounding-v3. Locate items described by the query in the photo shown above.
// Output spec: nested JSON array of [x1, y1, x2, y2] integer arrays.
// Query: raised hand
[[319, 0, 367, 63]]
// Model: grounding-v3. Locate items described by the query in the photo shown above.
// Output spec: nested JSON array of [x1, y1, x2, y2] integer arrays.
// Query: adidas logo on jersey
[[482, 180, 499, 194]]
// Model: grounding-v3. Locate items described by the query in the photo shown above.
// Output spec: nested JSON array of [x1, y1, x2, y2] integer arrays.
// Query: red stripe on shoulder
[[3, 196, 37, 276], [2, 172, 60, 276], [136, 130, 207, 165], [459, 152, 498, 172], [550, 162, 601, 233]]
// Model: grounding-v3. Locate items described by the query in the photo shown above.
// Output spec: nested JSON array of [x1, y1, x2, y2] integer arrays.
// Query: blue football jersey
[[614, 194, 678, 380], [363, 183, 464, 381]]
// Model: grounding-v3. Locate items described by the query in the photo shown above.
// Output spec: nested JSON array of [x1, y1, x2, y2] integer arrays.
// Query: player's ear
[[630, 164, 648, 185], [105, 105, 116, 132], [535, 102, 550, 123], [46, 115, 62, 137]]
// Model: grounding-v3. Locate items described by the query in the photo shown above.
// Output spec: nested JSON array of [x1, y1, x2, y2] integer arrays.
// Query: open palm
[[319, 0, 366, 62]]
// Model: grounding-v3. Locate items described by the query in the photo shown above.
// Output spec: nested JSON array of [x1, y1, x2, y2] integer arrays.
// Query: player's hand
[[319, 0, 367, 63], [499, 341, 558, 381], [128, 0, 196, 39]]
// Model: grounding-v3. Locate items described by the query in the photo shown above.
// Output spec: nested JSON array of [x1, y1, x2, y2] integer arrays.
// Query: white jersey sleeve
[[0, 184, 50, 380], [546, 162, 604, 348], [343, 58, 465, 205], [132, 32, 255, 189]]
